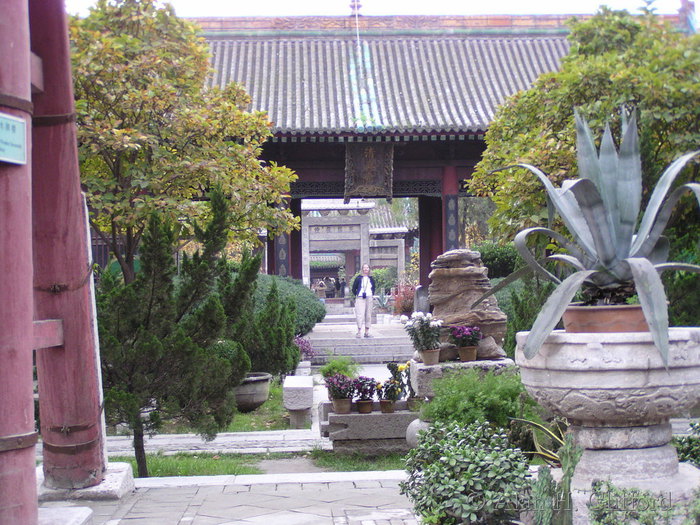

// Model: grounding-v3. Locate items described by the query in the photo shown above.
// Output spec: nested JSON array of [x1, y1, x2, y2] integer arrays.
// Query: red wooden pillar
[[30, 0, 106, 489], [0, 1, 38, 523], [418, 196, 444, 287]]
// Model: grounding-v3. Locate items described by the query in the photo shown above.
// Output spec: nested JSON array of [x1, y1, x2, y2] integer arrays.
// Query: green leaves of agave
[[490, 109, 700, 365]]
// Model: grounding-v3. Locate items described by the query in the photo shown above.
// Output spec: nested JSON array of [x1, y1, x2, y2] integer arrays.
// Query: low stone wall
[[319, 400, 418, 455]]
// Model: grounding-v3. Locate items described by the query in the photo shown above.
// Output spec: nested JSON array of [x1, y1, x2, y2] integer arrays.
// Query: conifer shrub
[[249, 281, 299, 375]]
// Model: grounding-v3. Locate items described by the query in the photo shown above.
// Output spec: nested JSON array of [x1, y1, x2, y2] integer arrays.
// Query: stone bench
[[282, 375, 314, 428], [319, 400, 418, 455]]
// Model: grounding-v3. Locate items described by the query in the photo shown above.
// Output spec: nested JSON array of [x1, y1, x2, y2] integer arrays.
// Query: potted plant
[[319, 356, 361, 380], [476, 110, 700, 364], [353, 375, 376, 413], [376, 378, 402, 413], [475, 109, 700, 495], [324, 373, 354, 414], [400, 312, 443, 365], [448, 325, 482, 362]]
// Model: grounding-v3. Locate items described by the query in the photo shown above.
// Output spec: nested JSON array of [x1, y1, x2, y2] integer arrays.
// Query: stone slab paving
[[40, 471, 415, 525]]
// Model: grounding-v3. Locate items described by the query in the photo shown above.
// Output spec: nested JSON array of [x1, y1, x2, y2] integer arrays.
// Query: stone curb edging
[[134, 469, 408, 488]]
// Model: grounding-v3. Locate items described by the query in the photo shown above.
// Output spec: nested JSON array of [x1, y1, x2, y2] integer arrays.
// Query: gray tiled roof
[[206, 35, 570, 138]]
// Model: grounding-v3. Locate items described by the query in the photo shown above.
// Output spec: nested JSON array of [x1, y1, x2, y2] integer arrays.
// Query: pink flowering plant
[[324, 373, 354, 399], [353, 376, 377, 401], [449, 325, 482, 347], [293, 335, 316, 360]]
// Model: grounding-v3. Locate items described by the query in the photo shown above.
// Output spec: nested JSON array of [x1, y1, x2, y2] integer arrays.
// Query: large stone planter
[[516, 328, 700, 520], [234, 372, 272, 413]]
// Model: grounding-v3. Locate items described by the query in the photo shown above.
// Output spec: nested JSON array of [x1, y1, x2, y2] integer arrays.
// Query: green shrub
[[494, 276, 556, 359], [673, 422, 700, 468], [319, 356, 361, 379], [211, 339, 251, 389], [401, 421, 530, 525], [474, 241, 520, 278], [421, 368, 539, 429], [588, 480, 676, 525], [371, 266, 398, 292], [686, 489, 700, 525], [665, 236, 700, 327], [250, 281, 299, 375], [254, 274, 325, 336], [421, 367, 541, 451]]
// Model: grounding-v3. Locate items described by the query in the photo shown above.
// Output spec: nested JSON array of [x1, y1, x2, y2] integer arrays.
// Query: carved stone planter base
[[516, 327, 700, 524]]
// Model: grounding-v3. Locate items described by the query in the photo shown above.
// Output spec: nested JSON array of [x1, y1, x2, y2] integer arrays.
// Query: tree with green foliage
[[70, 0, 297, 283], [252, 281, 299, 375], [469, 8, 699, 242], [98, 188, 250, 478]]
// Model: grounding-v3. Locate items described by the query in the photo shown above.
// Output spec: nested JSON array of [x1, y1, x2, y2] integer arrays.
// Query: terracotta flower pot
[[331, 397, 352, 414], [356, 399, 373, 413], [380, 399, 396, 413], [458, 346, 477, 361], [420, 348, 440, 366], [563, 303, 648, 333]]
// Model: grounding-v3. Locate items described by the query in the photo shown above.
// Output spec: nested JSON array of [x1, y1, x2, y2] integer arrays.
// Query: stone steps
[[307, 311, 412, 364], [309, 334, 414, 365]]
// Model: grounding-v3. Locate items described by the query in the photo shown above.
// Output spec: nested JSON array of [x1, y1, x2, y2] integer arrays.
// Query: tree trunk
[[132, 420, 149, 477]]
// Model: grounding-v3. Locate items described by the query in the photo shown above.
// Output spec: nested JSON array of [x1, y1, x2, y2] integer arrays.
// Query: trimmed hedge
[[473, 241, 520, 278], [253, 274, 325, 336]]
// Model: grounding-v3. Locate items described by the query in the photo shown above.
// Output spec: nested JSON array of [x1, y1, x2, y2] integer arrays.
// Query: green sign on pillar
[[0, 112, 27, 165]]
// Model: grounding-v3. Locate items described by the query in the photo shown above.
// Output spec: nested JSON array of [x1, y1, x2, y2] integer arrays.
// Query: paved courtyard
[[40, 471, 415, 525]]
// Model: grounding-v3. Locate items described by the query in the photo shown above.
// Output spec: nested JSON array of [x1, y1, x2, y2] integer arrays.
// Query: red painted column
[[418, 196, 443, 286], [30, 0, 106, 488], [0, 2, 38, 524]]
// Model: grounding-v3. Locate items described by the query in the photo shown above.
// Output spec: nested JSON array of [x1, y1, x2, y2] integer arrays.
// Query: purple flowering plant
[[324, 373, 354, 399], [353, 375, 377, 401], [449, 325, 482, 347], [293, 335, 316, 360]]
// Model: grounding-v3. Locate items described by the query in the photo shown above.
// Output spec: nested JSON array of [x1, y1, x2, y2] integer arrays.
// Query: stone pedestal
[[428, 249, 507, 346], [516, 328, 700, 524]]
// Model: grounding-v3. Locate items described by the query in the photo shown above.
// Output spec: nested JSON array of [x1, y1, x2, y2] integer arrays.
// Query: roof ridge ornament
[[350, 0, 362, 16]]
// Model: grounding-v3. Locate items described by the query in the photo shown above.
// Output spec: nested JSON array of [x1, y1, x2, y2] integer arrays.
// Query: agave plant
[[475, 109, 700, 365]]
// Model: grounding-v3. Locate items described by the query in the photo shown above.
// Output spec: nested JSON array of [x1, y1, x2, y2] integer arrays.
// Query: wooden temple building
[[195, 14, 572, 285], [193, 7, 695, 286], [0, 4, 693, 523]]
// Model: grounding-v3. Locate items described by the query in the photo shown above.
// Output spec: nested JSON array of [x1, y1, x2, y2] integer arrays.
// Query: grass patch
[[227, 380, 293, 432], [110, 450, 406, 477], [110, 452, 264, 477], [149, 380, 294, 436], [308, 449, 406, 471]]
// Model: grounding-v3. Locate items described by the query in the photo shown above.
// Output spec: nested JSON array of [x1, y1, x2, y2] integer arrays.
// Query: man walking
[[352, 264, 376, 338]]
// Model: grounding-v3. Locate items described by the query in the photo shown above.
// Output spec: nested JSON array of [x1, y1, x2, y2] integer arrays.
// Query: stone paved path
[[41, 471, 415, 525]]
